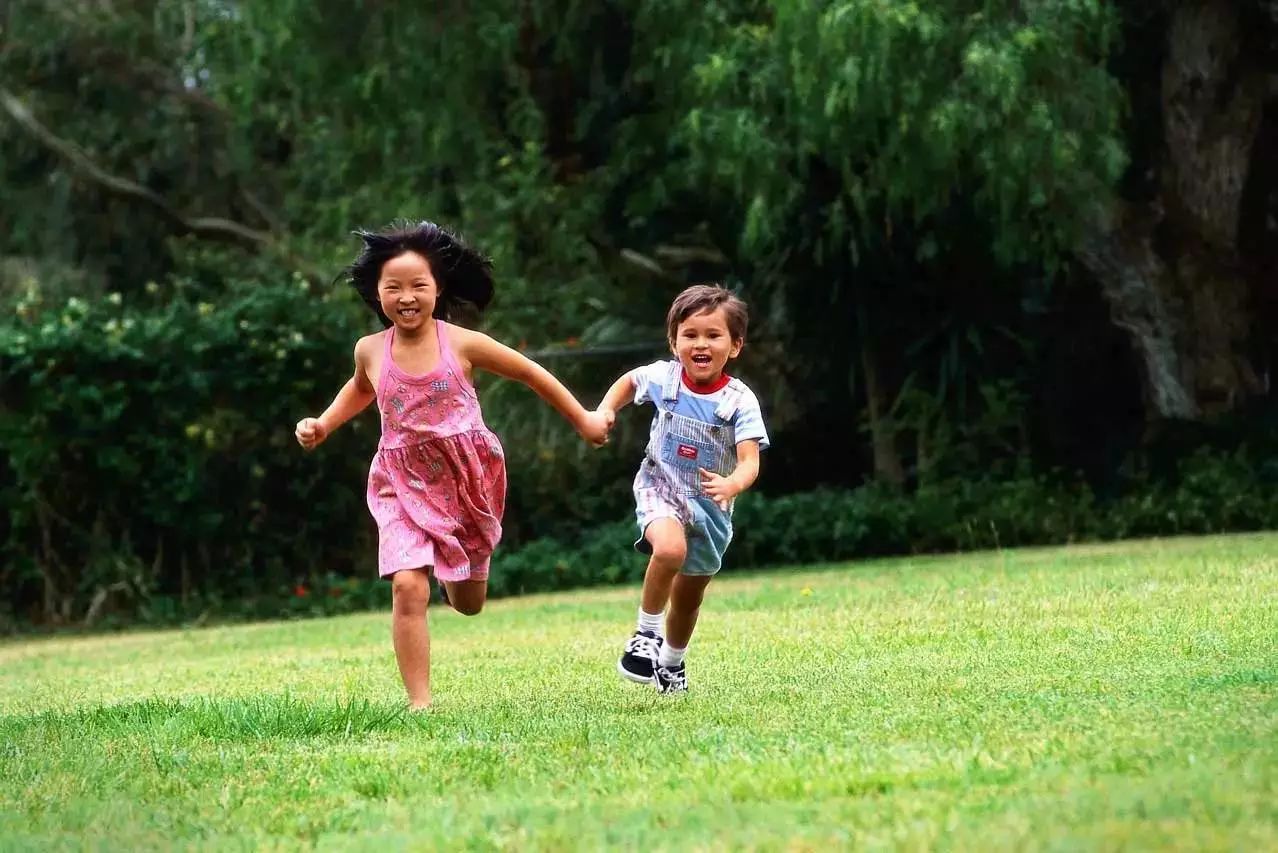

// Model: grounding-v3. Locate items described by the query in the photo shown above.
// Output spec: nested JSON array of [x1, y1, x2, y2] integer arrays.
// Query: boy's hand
[[295, 417, 329, 451], [578, 408, 614, 447], [698, 468, 740, 511]]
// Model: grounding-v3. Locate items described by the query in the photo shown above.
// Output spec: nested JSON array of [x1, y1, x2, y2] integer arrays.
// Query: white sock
[[637, 608, 664, 636], [658, 644, 686, 668]]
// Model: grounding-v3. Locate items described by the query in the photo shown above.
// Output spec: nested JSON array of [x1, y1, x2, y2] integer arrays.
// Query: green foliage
[[1, 262, 1273, 631], [1, 1, 1269, 632], [493, 449, 1278, 605], [0, 280, 378, 626], [676, 0, 1126, 265]]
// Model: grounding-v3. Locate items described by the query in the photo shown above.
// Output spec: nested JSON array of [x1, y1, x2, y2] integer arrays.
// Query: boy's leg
[[618, 517, 686, 683], [390, 568, 432, 710], [654, 499, 728, 693], [640, 518, 687, 614], [652, 574, 711, 694], [665, 573, 713, 650]]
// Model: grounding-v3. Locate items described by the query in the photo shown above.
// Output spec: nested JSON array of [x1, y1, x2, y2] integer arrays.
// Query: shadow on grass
[[1190, 667, 1278, 691], [1, 695, 415, 743]]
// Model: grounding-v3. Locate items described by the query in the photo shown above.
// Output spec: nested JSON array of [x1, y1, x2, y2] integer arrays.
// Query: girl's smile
[[378, 251, 439, 333]]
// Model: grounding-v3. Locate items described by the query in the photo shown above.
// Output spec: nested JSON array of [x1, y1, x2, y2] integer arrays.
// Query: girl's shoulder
[[438, 321, 497, 359], [354, 329, 389, 357], [439, 320, 486, 343]]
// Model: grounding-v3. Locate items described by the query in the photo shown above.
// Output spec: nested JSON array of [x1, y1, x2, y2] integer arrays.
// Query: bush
[[0, 280, 379, 627], [5, 282, 1278, 632]]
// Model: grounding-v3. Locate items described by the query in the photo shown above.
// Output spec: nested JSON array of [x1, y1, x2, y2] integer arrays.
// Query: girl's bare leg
[[441, 578, 488, 616], [391, 569, 432, 709]]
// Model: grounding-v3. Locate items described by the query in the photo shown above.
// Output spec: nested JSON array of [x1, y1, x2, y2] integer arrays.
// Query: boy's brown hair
[[666, 284, 749, 346]]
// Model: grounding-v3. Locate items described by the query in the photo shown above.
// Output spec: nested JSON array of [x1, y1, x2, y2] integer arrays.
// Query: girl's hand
[[295, 417, 329, 451], [578, 409, 614, 447], [698, 468, 739, 511]]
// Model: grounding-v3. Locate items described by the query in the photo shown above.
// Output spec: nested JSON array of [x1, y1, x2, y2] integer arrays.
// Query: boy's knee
[[651, 539, 687, 566]]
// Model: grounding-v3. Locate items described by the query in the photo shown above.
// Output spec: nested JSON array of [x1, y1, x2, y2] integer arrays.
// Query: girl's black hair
[[343, 220, 494, 327]]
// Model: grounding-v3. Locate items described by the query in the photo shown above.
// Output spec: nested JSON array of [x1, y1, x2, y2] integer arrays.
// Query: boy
[[594, 284, 769, 693]]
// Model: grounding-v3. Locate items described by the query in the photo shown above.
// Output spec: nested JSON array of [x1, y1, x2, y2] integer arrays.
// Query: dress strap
[[377, 327, 396, 398], [434, 320, 471, 388]]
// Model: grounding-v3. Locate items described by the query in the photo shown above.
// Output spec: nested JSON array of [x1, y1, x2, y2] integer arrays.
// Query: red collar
[[681, 368, 731, 394]]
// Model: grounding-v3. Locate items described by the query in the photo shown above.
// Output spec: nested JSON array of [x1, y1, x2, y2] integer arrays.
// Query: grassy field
[[2, 534, 1276, 850]]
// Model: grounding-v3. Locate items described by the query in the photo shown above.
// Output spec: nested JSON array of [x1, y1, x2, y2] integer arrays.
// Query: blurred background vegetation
[[2, 0, 1276, 630]]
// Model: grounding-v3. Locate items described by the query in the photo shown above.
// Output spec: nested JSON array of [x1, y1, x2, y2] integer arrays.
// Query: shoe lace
[[656, 665, 686, 690], [625, 632, 661, 658]]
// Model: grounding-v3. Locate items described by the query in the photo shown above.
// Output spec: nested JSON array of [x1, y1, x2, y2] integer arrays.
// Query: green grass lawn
[[2, 534, 1276, 850]]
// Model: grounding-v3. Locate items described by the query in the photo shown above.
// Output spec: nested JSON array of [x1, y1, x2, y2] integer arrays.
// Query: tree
[[1079, 0, 1278, 420], [660, 0, 1127, 481]]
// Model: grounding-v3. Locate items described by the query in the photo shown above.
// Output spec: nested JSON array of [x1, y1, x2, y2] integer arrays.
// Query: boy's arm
[[458, 328, 612, 446], [596, 371, 638, 419], [698, 439, 761, 510], [296, 339, 377, 450]]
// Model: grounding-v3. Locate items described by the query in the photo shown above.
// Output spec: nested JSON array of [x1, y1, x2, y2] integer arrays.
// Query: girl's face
[[377, 251, 439, 332], [672, 307, 743, 385]]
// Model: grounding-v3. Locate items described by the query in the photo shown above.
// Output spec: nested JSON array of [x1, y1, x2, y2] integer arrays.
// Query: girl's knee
[[391, 570, 430, 614], [452, 600, 484, 617]]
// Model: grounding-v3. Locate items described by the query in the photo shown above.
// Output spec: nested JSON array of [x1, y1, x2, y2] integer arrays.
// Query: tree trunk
[[860, 337, 906, 487], [1081, 0, 1269, 419]]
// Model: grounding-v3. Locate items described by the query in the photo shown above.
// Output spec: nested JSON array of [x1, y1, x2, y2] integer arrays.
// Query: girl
[[296, 221, 612, 709]]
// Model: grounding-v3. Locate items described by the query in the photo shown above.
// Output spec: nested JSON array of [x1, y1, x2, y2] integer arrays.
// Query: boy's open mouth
[[691, 354, 712, 365]]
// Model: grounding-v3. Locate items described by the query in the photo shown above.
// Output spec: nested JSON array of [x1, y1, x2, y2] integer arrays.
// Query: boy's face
[[377, 251, 439, 332], [671, 306, 743, 385]]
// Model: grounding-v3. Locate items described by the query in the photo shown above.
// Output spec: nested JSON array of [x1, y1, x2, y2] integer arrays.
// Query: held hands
[[699, 468, 740, 511], [578, 408, 616, 447], [294, 417, 330, 451]]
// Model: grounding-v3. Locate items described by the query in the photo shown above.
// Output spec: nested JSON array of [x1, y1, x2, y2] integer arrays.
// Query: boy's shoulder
[[723, 374, 759, 397], [630, 358, 677, 387], [632, 358, 677, 374]]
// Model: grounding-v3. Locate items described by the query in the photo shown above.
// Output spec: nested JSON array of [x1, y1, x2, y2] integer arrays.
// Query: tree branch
[[0, 88, 323, 285], [653, 244, 731, 267]]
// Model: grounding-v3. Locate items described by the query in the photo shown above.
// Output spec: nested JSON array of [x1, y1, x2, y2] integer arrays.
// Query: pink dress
[[367, 320, 506, 581]]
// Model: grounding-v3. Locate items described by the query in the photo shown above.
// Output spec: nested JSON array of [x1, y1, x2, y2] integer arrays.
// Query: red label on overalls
[[677, 444, 698, 459]]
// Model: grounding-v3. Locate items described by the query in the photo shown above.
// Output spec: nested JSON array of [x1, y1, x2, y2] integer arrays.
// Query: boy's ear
[[729, 338, 744, 358]]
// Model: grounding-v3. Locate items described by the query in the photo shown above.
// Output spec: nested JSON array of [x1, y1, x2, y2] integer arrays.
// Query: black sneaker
[[653, 662, 688, 694], [617, 630, 663, 683]]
